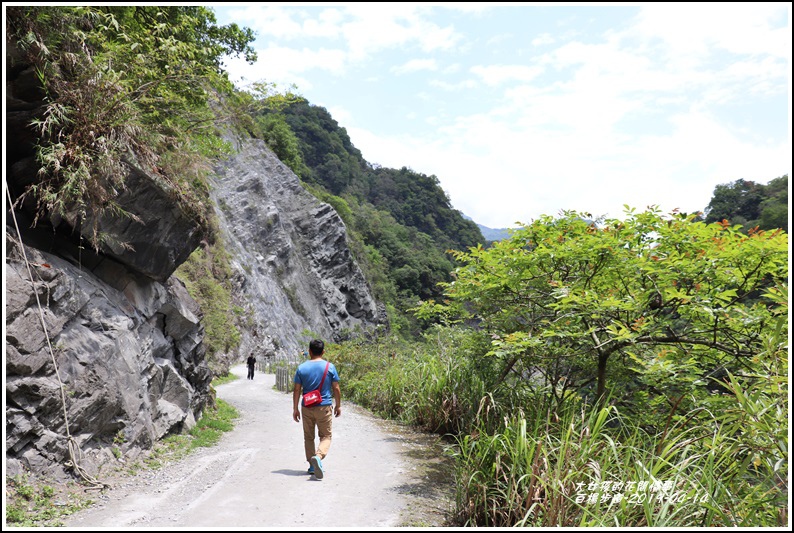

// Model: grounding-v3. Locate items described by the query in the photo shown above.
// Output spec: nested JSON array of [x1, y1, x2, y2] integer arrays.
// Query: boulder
[[5, 232, 211, 479]]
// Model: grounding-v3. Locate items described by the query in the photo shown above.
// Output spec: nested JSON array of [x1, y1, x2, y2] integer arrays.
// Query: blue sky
[[212, 3, 791, 229]]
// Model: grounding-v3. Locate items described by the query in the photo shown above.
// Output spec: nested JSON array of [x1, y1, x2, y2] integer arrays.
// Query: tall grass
[[329, 315, 787, 527], [451, 385, 787, 527], [330, 328, 490, 433], [453, 401, 697, 526]]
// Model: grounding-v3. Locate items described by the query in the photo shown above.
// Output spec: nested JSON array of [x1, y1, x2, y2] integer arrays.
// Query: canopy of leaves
[[256, 114, 310, 178], [417, 207, 788, 408], [704, 175, 789, 233]]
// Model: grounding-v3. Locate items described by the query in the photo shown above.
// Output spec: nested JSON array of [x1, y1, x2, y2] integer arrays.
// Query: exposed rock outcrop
[[5, 50, 211, 478], [210, 138, 384, 358], [5, 227, 211, 480]]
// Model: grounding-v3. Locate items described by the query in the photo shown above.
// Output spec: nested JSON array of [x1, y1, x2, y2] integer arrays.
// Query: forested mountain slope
[[704, 175, 789, 233]]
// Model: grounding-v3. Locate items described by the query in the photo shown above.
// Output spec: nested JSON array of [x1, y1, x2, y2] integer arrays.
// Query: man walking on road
[[292, 339, 341, 479]]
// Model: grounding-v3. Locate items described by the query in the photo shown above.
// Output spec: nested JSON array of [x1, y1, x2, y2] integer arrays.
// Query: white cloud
[[391, 59, 439, 75], [223, 5, 346, 40], [339, 4, 461, 61], [470, 64, 544, 87], [629, 3, 791, 60], [428, 78, 479, 91], [486, 32, 513, 47], [222, 4, 463, 69], [532, 33, 555, 46], [223, 46, 347, 89], [721, 57, 790, 96], [304, 8, 347, 38], [440, 3, 492, 16], [223, 5, 306, 40]]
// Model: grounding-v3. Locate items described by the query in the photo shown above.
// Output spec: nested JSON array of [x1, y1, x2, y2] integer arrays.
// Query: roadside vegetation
[[143, 397, 239, 470], [211, 372, 240, 387], [4, 474, 93, 528], [6, 6, 256, 249], [330, 208, 788, 527], [174, 239, 243, 375]]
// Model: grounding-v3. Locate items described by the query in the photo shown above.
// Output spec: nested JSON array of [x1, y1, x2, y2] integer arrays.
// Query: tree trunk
[[596, 352, 609, 404]]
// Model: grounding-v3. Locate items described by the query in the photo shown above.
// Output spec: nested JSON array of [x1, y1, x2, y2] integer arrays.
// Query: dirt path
[[62, 365, 455, 528]]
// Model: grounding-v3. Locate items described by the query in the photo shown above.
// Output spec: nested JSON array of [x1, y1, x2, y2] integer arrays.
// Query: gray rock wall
[[6, 47, 214, 479], [5, 230, 211, 480], [209, 138, 384, 359]]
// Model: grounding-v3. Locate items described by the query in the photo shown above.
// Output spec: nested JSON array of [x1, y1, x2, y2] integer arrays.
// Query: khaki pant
[[301, 404, 333, 461]]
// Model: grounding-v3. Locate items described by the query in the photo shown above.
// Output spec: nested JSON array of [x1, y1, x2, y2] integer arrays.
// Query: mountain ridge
[[476, 224, 513, 242]]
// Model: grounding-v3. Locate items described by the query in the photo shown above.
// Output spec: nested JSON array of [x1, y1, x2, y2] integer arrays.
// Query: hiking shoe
[[310, 455, 324, 479]]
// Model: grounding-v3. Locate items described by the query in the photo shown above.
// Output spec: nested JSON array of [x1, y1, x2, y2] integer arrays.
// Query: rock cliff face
[[210, 137, 384, 359], [5, 230, 210, 479], [7, 51, 216, 479], [5, 58, 382, 479]]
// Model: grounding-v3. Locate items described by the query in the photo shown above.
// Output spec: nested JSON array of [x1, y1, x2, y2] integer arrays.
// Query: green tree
[[705, 175, 788, 232], [257, 114, 309, 177], [758, 175, 789, 232], [417, 207, 788, 406], [6, 6, 256, 246], [175, 245, 242, 374], [705, 179, 763, 226]]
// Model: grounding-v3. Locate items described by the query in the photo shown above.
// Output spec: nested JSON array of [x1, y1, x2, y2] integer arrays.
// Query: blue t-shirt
[[294, 359, 339, 406]]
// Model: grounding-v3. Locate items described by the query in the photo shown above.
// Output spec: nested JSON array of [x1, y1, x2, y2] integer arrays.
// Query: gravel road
[[62, 364, 455, 528]]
